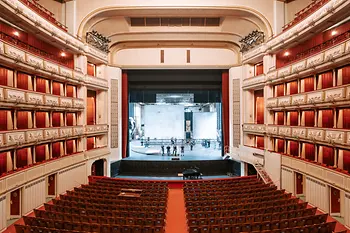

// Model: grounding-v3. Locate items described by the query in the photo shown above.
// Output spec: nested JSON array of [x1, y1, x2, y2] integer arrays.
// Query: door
[[48, 174, 56, 196], [296, 172, 303, 195], [330, 187, 340, 213], [10, 189, 20, 216]]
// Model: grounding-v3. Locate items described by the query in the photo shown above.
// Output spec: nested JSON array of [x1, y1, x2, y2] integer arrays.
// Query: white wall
[[264, 151, 281, 188], [281, 167, 294, 194], [285, 0, 313, 23], [113, 48, 237, 67], [0, 195, 6, 231], [305, 177, 329, 212], [57, 163, 87, 194], [345, 193, 350, 227], [193, 112, 217, 139], [22, 178, 46, 215], [144, 105, 184, 139]]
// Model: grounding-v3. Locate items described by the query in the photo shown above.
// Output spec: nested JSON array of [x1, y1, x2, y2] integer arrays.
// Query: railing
[[282, 0, 331, 32], [19, 0, 68, 32], [254, 163, 274, 185]]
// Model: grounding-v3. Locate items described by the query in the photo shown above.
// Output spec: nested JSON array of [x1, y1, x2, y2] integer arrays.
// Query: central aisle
[[165, 187, 188, 233]]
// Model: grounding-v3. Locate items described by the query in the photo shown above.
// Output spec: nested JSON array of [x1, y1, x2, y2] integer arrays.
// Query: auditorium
[[0, 0, 350, 232]]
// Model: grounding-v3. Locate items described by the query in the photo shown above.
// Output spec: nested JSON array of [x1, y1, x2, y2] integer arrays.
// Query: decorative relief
[[85, 44, 108, 62], [324, 44, 345, 61], [59, 67, 73, 78], [267, 71, 277, 81], [292, 127, 307, 139], [291, 94, 307, 106], [307, 92, 324, 104], [43, 61, 59, 74], [279, 126, 291, 137], [44, 129, 59, 140], [0, 41, 4, 54], [278, 66, 291, 78], [44, 95, 59, 106], [85, 75, 108, 89], [325, 130, 345, 144], [73, 99, 84, 109], [59, 97, 73, 108], [345, 40, 350, 52], [4, 44, 25, 62], [278, 96, 291, 107], [307, 129, 325, 141], [26, 130, 44, 143], [85, 124, 109, 134], [73, 126, 84, 136], [4, 89, 26, 103], [347, 132, 350, 145], [26, 92, 44, 105], [60, 128, 72, 138], [266, 98, 278, 108], [73, 71, 84, 81], [5, 131, 26, 146], [0, 134, 4, 146], [267, 125, 278, 135], [292, 60, 306, 73], [26, 54, 43, 69], [242, 74, 266, 88], [242, 124, 266, 134], [0, 87, 4, 100], [324, 87, 345, 102]]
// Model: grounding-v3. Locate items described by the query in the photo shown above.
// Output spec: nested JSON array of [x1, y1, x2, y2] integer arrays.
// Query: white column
[[65, 0, 77, 35], [274, 0, 285, 35]]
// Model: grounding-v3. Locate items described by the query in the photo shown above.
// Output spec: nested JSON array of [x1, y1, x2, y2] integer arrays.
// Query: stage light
[[60, 52, 66, 57], [13, 31, 19, 37], [331, 30, 337, 36], [284, 51, 290, 56]]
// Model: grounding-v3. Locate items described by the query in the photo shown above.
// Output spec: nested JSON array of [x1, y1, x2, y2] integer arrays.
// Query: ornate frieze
[[307, 91, 324, 104], [278, 66, 291, 78], [73, 99, 84, 109], [242, 74, 266, 88], [279, 126, 291, 137], [324, 87, 345, 102], [278, 96, 291, 107], [59, 97, 73, 108], [25, 54, 43, 69], [292, 60, 306, 73], [73, 71, 85, 82], [3, 44, 25, 62], [0, 134, 4, 147], [242, 124, 266, 134], [60, 128, 73, 138], [267, 125, 278, 135], [267, 71, 277, 81], [85, 75, 108, 89], [307, 129, 325, 141], [59, 66, 73, 78], [266, 98, 278, 108], [43, 61, 59, 74], [26, 92, 44, 105], [324, 43, 345, 61], [44, 95, 59, 107], [5, 131, 26, 146], [44, 129, 59, 140], [73, 126, 84, 136], [307, 53, 324, 68], [85, 124, 109, 134], [26, 129, 44, 143], [291, 94, 307, 106], [291, 127, 307, 139], [325, 130, 345, 144], [4, 89, 26, 103]]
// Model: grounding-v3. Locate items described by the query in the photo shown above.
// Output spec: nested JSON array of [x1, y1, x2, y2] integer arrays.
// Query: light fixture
[[284, 51, 290, 57], [331, 30, 337, 36], [60, 52, 66, 57], [13, 31, 19, 37]]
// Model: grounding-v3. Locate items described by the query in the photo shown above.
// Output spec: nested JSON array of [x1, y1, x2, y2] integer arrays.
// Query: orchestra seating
[[15, 178, 168, 233], [184, 176, 337, 233]]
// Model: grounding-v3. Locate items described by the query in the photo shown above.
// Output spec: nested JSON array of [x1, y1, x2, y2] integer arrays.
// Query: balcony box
[[26, 92, 44, 105], [324, 43, 345, 62], [44, 95, 59, 107], [4, 88, 26, 103], [5, 131, 26, 146], [4, 44, 25, 62], [267, 125, 278, 135], [307, 128, 325, 141], [291, 127, 307, 139], [43, 61, 59, 74], [60, 127, 73, 138], [324, 87, 346, 103], [278, 66, 291, 78], [306, 53, 324, 68], [44, 128, 59, 140], [0, 87, 4, 101], [291, 94, 307, 106], [266, 98, 278, 108], [0, 134, 4, 147], [73, 71, 85, 82], [267, 71, 277, 81], [325, 130, 345, 145], [291, 60, 306, 73], [279, 126, 291, 137], [59, 97, 73, 108], [73, 99, 84, 109], [59, 66, 73, 79], [26, 129, 44, 143], [73, 126, 84, 136], [278, 96, 291, 107], [307, 91, 324, 104], [26, 54, 43, 69]]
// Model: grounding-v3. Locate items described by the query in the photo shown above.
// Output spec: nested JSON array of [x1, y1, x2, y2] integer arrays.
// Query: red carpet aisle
[[165, 188, 188, 233]]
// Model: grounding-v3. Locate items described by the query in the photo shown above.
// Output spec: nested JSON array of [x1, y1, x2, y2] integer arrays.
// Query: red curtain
[[222, 71, 229, 155], [87, 137, 95, 150], [122, 72, 129, 158], [255, 90, 264, 124], [35, 112, 46, 128], [343, 150, 350, 173], [87, 63, 95, 76], [52, 82, 62, 96], [52, 142, 61, 158], [0, 110, 8, 131], [255, 63, 263, 76], [17, 73, 29, 90], [66, 113, 75, 126], [36, 77, 48, 93], [66, 140, 75, 155], [256, 136, 264, 149], [289, 81, 298, 95], [342, 66, 350, 85], [321, 71, 333, 89], [322, 109, 334, 128], [87, 91, 96, 125], [277, 139, 284, 153], [16, 148, 28, 168], [52, 112, 61, 127], [35, 145, 46, 163], [303, 77, 314, 92], [0, 66, 8, 86], [66, 85, 75, 98], [0, 152, 7, 175], [304, 111, 315, 127], [343, 109, 350, 129], [322, 146, 334, 166], [277, 112, 284, 125], [289, 141, 299, 157], [17, 111, 29, 129], [305, 143, 315, 161], [276, 84, 284, 97], [289, 111, 298, 126]]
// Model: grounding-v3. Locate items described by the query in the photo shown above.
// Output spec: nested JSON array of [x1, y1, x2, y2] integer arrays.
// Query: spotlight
[[284, 51, 290, 57], [13, 31, 19, 37], [331, 30, 337, 36], [60, 52, 66, 57]]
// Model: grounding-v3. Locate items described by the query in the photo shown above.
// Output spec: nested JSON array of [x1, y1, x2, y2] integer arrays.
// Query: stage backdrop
[[144, 105, 184, 139], [193, 112, 217, 139]]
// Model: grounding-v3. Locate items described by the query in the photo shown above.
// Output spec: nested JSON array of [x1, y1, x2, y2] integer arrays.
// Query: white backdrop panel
[[193, 112, 217, 139], [144, 105, 184, 139]]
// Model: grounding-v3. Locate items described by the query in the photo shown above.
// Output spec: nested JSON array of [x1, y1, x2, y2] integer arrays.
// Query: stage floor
[[113, 175, 231, 180], [123, 153, 223, 161]]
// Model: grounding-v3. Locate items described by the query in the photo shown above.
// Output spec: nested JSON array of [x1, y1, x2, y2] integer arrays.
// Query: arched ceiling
[[78, 7, 273, 55]]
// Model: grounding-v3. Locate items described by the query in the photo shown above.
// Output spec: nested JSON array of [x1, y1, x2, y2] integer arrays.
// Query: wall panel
[[0, 195, 6, 231], [345, 193, 350, 227], [305, 177, 328, 212], [281, 167, 294, 194], [57, 163, 86, 194], [22, 178, 45, 215]]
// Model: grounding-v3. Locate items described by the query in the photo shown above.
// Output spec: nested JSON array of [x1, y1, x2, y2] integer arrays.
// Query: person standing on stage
[[161, 145, 165, 156], [166, 145, 171, 156], [181, 144, 185, 156], [173, 145, 177, 156]]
